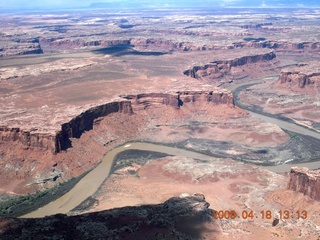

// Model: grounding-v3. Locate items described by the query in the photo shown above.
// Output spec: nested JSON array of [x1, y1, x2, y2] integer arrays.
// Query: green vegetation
[[0, 188, 52, 216], [0, 172, 87, 218], [284, 129, 301, 140]]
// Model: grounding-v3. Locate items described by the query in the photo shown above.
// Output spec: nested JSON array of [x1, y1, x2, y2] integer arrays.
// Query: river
[[21, 78, 320, 218]]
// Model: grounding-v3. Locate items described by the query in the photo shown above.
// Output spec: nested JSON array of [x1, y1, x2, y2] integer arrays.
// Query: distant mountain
[[89, 0, 320, 9], [1, 0, 319, 11]]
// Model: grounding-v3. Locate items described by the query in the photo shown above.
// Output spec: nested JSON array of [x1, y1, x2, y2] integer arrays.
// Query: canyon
[[1, 7, 320, 240]]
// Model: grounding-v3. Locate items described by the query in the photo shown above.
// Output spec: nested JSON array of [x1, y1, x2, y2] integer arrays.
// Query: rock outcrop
[[278, 71, 310, 88], [0, 90, 234, 154], [183, 51, 276, 79], [39, 36, 320, 54], [0, 38, 43, 57], [233, 41, 320, 51], [39, 38, 131, 52], [3, 33, 320, 57], [277, 62, 320, 88], [287, 167, 320, 201], [0, 127, 56, 151], [0, 193, 213, 240], [56, 101, 133, 152]]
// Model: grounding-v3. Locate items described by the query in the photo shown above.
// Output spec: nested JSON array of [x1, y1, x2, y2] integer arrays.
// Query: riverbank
[[9, 77, 320, 219]]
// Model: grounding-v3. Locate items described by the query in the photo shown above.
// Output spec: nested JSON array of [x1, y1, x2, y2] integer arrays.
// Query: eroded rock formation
[[0, 193, 213, 240], [288, 167, 320, 201], [0, 90, 235, 193], [56, 101, 133, 152], [0, 38, 43, 57], [233, 41, 320, 51], [0, 127, 56, 151], [277, 62, 320, 88], [183, 51, 276, 79], [39, 38, 131, 52], [0, 91, 233, 154], [3, 33, 320, 57]]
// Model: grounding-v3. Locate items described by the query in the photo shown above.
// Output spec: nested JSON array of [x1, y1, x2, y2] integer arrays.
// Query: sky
[[0, 0, 319, 10]]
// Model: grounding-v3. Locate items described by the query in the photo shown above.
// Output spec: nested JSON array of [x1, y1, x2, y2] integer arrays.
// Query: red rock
[[183, 51, 276, 79], [287, 167, 320, 201]]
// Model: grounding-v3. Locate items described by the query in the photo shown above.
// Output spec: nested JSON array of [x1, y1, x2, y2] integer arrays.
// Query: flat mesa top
[[0, 48, 270, 133]]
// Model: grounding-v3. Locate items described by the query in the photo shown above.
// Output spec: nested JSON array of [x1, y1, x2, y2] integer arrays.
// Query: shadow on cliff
[[0, 194, 219, 240], [92, 44, 169, 57]]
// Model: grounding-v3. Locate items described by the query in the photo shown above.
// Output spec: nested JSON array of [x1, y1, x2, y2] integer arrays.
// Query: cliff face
[[183, 51, 276, 79], [0, 90, 235, 193], [0, 38, 43, 57], [4, 35, 320, 56], [0, 127, 56, 151], [0, 101, 132, 153], [0, 91, 234, 154], [56, 101, 133, 152], [39, 38, 131, 52], [277, 62, 320, 88], [278, 71, 310, 88], [233, 41, 320, 51], [179, 91, 234, 105], [288, 167, 320, 201]]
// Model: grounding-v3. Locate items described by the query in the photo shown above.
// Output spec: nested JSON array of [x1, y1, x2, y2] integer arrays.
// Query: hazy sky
[[0, 0, 319, 10]]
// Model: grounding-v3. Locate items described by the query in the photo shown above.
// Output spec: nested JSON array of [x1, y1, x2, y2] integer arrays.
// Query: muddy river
[[21, 79, 320, 218]]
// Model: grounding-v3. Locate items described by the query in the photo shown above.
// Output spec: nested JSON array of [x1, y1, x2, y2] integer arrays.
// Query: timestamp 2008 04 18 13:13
[[212, 210, 308, 220]]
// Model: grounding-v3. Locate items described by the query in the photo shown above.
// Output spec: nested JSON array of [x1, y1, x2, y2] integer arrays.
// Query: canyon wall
[[0, 37, 43, 57], [233, 41, 320, 51], [183, 51, 276, 79], [0, 91, 234, 154], [41, 37, 320, 53], [39, 38, 131, 53], [278, 71, 320, 88], [0, 127, 56, 151], [3, 35, 320, 56], [277, 62, 320, 88], [288, 167, 320, 201], [55, 101, 133, 152], [0, 90, 235, 193], [0, 101, 132, 153]]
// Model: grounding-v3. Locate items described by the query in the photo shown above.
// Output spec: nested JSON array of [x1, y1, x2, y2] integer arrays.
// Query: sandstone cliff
[[4, 34, 320, 56], [0, 127, 56, 151], [0, 90, 234, 154], [56, 101, 133, 152], [287, 167, 320, 201], [0, 38, 43, 57], [39, 38, 131, 53], [233, 41, 320, 51], [183, 51, 276, 80], [277, 62, 320, 88], [39, 36, 320, 54]]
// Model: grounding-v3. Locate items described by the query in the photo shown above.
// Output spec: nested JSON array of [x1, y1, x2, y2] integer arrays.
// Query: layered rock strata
[[277, 62, 320, 88], [183, 51, 276, 79], [0, 90, 234, 154], [40, 37, 320, 53], [233, 41, 320, 51], [3, 34, 320, 57], [288, 167, 320, 201], [0, 38, 43, 57]]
